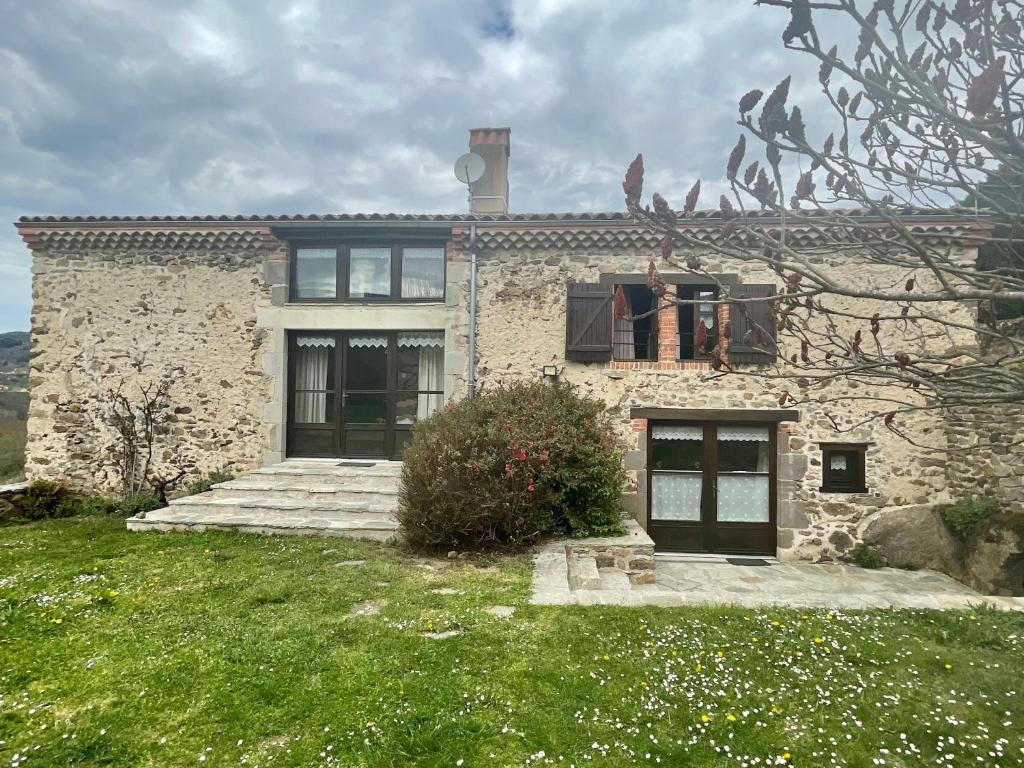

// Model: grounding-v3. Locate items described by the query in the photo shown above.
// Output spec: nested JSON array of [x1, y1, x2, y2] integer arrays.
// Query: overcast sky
[[0, 0, 837, 332]]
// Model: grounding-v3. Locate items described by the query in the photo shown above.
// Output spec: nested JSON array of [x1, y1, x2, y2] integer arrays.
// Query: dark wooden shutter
[[727, 283, 778, 364], [565, 282, 613, 362]]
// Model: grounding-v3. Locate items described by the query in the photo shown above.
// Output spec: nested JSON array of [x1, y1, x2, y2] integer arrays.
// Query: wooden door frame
[[285, 332, 340, 458], [645, 419, 778, 556]]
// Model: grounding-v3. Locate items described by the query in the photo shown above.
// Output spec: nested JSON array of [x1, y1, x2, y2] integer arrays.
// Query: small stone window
[[819, 443, 868, 493]]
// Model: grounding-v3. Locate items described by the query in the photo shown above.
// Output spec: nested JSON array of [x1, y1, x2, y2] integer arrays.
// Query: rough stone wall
[[945, 405, 1024, 513], [468, 244, 976, 562], [26, 246, 272, 493]]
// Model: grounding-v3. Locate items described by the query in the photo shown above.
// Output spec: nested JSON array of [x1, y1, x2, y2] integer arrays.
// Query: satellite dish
[[454, 152, 486, 184]]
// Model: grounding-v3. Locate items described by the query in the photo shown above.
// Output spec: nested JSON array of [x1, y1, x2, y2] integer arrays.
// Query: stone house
[[14, 127, 1020, 576]]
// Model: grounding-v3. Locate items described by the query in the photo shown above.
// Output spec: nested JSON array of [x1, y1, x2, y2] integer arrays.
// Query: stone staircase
[[126, 460, 402, 541]]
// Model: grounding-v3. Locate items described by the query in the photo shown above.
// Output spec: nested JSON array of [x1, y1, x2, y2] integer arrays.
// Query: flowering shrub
[[397, 381, 626, 551]]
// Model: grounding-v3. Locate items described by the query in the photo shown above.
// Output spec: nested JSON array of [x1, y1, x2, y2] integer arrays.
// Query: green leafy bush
[[848, 543, 883, 569], [117, 490, 164, 518], [187, 470, 235, 495], [942, 497, 999, 542], [397, 381, 627, 551]]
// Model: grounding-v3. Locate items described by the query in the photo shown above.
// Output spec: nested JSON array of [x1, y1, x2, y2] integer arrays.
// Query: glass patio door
[[648, 422, 776, 555], [287, 331, 444, 460]]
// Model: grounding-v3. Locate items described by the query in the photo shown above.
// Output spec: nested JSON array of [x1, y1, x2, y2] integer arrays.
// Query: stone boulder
[[861, 504, 960, 573], [963, 513, 1024, 596]]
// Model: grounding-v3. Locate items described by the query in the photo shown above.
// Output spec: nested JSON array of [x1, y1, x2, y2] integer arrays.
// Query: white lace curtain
[[651, 474, 702, 521], [717, 475, 769, 522], [349, 335, 387, 348], [652, 425, 703, 441], [399, 332, 444, 419], [717, 426, 769, 442], [294, 337, 334, 423]]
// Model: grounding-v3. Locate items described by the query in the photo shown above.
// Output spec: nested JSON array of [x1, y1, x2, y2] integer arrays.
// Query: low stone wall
[[0, 481, 29, 521], [564, 520, 656, 586]]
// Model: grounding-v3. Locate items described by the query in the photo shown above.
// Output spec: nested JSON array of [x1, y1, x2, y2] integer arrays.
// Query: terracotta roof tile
[[15, 208, 982, 225]]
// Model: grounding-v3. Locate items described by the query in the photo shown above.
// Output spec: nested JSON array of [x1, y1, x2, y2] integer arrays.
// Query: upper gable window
[[294, 248, 337, 299], [291, 245, 446, 302]]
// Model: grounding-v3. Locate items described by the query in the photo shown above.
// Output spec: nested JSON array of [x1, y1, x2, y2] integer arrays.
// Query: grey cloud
[[0, 0, 852, 330]]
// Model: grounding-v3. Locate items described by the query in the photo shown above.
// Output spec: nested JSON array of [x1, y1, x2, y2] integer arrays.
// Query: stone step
[[598, 567, 633, 591], [207, 480, 400, 502], [168, 495, 396, 516], [567, 555, 602, 591], [127, 508, 398, 542], [249, 461, 403, 482]]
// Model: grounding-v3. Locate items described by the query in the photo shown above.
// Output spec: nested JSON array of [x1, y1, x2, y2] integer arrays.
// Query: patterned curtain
[[716, 425, 769, 521], [651, 473, 702, 521], [717, 475, 770, 522], [652, 425, 703, 441]]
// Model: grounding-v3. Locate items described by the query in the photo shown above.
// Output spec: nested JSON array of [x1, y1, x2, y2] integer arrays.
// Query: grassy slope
[[0, 419, 26, 482], [1, 517, 1022, 768], [0, 331, 29, 393]]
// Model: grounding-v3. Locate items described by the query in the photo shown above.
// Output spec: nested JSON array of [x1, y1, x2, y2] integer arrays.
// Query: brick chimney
[[468, 127, 510, 214]]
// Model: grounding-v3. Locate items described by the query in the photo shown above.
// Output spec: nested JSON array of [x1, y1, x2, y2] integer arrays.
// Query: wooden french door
[[647, 421, 777, 555], [286, 331, 444, 460]]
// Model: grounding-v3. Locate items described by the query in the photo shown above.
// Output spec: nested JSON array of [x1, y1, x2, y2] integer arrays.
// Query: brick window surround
[[610, 286, 730, 371]]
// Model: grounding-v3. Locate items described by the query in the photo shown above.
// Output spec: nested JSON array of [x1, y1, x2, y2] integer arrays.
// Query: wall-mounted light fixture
[[542, 365, 560, 379]]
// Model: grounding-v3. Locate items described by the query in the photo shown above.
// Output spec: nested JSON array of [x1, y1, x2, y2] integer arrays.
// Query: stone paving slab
[[531, 541, 1023, 611]]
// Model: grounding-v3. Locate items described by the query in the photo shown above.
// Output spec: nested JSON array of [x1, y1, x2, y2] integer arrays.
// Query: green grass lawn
[[0, 419, 26, 483], [2, 517, 1022, 767]]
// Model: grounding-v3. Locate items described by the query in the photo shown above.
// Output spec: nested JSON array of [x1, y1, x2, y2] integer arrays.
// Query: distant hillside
[[0, 391, 28, 421], [0, 332, 29, 391]]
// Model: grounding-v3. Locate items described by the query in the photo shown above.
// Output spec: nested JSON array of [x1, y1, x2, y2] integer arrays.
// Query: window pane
[[397, 347, 419, 391], [346, 337, 387, 390], [294, 393, 334, 424], [824, 449, 861, 489], [293, 338, 335, 424], [349, 247, 391, 298], [397, 333, 444, 392], [395, 394, 418, 425], [651, 474, 702, 521], [294, 248, 336, 299], [402, 248, 445, 299], [717, 475, 769, 522], [716, 426, 770, 473], [613, 284, 657, 361], [344, 393, 386, 425], [652, 441, 703, 471]]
